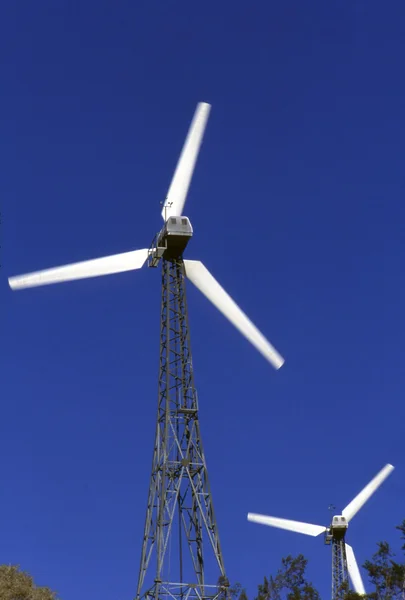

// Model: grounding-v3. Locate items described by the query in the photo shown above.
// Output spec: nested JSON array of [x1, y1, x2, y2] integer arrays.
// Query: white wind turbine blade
[[345, 543, 366, 595], [183, 260, 284, 369], [8, 248, 149, 290], [161, 102, 211, 221], [247, 513, 326, 537], [342, 464, 394, 522]]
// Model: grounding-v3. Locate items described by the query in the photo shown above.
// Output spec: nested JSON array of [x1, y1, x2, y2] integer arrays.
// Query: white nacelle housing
[[330, 515, 348, 540], [163, 216, 193, 237], [156, 216, 193, 259], [332, 515, 348, 529]]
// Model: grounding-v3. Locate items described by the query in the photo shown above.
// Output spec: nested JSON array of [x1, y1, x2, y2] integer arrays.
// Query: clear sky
[[1, 1, 403, 598]]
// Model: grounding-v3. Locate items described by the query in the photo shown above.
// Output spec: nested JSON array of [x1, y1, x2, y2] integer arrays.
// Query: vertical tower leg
[[136, 258, 229, 600], [331, 539, 348, 600]]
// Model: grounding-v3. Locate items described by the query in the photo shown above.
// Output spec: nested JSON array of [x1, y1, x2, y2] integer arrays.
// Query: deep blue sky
[[1, 1, 403, 598]]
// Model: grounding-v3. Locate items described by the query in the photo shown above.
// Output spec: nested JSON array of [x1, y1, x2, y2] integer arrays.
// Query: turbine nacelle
[[154, 215, 194, 261], [329, 515, 349, 541]]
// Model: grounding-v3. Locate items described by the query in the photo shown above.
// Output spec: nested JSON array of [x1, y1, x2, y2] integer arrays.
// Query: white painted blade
[[184, 260, 284, 369], [346, 543, 366, 595], [161, 102, 211, 221], [247, 513, 326, 537], [8, 248, 149, 290], [342, 464, 394, 522]]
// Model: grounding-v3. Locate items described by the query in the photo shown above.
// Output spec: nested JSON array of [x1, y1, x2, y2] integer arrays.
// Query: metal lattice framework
[[136, 258, 228, 600], [331, 539, 348, 600]]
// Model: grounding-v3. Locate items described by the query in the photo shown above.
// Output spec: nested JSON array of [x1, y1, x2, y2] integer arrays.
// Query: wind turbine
[[248, 463, 394, 599], [9, 102, 285, 600]]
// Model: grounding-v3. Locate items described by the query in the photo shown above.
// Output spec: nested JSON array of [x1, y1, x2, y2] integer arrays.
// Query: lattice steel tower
[[135, 256, 228, 600]]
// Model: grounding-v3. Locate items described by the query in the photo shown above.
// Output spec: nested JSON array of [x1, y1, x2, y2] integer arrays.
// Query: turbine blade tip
[[8, 278, 19, 290]]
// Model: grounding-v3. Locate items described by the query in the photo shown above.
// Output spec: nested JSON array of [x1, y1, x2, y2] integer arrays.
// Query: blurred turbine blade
[[247, 513, 326, 537], [161, 102, 211, 221], [342, 464, 394, 522], [184, 260, 284, 369], [8, 248, 149, 290], [345, 543, 366, 595]]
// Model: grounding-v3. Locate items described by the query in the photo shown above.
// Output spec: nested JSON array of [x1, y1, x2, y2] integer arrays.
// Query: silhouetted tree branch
[[253, 554, 320, 600]]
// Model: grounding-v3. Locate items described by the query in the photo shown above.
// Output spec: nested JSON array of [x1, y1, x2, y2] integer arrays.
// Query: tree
[[396, 520, 405, 552], [229, 582, 249, 600], [217, 576, 248, 600], [0, 565, 58, 600], [254, 554, 320, 600], [363, 541, 399, 598], [395, 520, 405, 600], [361, 537, 405, 600]]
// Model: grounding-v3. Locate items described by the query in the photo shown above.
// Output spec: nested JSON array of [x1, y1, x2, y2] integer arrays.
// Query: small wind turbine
[[248, 463, 394, 599], [8, 102, 285, 600]]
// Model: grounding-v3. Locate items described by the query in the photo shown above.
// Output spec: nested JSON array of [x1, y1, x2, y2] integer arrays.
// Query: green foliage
[[336, 581, 353, 600], [396, 520, 405, 552], [254, 554, 320, 600], [230, 582, 249, 600], [340, 591, 364, 600], [361, 538, 405, 600], [217, 576, 248, 600], [0, 565, 58, 600]]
